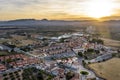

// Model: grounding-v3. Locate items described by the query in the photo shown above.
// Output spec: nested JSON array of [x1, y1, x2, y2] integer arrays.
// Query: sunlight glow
[[84, 0, 115, 18]]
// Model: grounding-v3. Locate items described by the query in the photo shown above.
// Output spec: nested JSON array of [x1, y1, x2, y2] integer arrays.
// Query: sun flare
[[84, 0, 115, 18]]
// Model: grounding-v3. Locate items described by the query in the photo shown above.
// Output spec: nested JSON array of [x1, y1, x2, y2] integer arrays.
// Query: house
[[0, 64, 7, 71], [95, 53, 112, 62], [0, 44, 12, 52], [52, 68, 66, 80], [0, 74, 3, 80], [0, 56, 4, 62], [73, 48, 85, 54], [89, 53, 113, 63], [1, 54, 40, 71]]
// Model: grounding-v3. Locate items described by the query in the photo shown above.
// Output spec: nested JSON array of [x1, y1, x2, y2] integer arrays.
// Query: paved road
[[77, 58, 96, 79]]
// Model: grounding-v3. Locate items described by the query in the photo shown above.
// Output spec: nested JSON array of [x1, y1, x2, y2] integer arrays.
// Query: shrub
[[80, 71, 89, 75], [78, 52, 83, 57]]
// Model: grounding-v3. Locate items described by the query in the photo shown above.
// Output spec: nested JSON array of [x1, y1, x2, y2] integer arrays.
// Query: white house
[[0, 44, 12, 52]]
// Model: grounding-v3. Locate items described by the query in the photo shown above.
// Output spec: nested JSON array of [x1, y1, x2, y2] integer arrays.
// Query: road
[[77, 58, 96, 79]]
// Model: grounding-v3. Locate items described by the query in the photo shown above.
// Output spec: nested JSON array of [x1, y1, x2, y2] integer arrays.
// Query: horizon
[[0, 0, 120, 21], [0, 18, 120, 22]]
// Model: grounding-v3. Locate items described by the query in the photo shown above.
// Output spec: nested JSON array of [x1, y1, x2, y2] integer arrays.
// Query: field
[[0, 51, 10, 56], [13, 39, 37, 47], [89, 58, 120, 80], [0, 35, 38, 47], [0, 39, 10, 44], [101, 38, 120, 48]]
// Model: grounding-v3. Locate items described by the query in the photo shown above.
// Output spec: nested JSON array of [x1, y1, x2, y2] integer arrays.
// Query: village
[[0, 31, 119, 80]]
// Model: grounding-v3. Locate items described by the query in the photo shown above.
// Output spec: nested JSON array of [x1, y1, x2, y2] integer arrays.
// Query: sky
[[0, 0, 120, 21]]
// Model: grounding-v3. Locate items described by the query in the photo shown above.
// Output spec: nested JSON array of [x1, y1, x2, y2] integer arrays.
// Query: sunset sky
[[0, 0, 120, 20]]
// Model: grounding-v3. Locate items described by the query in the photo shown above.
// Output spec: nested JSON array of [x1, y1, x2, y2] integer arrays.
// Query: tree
[[3, 73, 7, 77], [3, 78, 8, 80], [87, 49, 94, 52], [78, 52, 83, 57], [66, 71, 74, 80], [89, 39, 104, 44], [95, 50, 100, 54], [82, 60, 86, 66], [37, 72, 44, 80], [59, 38, 65, 43]]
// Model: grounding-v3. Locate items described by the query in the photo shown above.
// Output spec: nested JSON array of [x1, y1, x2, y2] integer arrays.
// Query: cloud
[[0, 0, 85, 10], [0, 0, 120, 20]]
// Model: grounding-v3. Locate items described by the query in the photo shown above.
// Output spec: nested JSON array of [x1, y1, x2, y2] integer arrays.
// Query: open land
[[101, 38, 120, 48], [89, 58, 120, 80]]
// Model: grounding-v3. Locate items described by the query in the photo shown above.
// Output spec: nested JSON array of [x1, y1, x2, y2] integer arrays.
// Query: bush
[[66, 71, 74, 80], [87, 49, 94, 52], [80, 71, 89, 75], [82, 60, 86, 66], [3, 74, 7, 76], [78, 52, 83, 57], [59, 38, 65, 42], [89, 39, 104, 44], [3, 78, 8, 80], [95, 50, 100, 54]]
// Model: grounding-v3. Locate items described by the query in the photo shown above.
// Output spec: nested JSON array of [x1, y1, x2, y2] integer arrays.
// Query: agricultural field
[[101, 38, 120, 48], [14, 39, 37, 47], [0, 35, 38, 47], [89, 58, 120, 80]]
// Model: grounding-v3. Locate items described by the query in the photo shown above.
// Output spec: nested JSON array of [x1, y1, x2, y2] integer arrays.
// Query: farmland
[[89, 58, 120, 80]]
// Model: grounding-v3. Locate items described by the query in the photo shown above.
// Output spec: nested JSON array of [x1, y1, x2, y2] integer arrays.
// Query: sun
[[84, 0, 115, 18]]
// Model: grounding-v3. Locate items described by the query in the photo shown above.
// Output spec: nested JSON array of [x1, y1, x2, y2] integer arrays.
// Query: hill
[[0, 19, 120, 40]]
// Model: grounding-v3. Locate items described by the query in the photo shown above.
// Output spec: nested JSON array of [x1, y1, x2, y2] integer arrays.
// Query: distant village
[[0, 27, 119, 80]]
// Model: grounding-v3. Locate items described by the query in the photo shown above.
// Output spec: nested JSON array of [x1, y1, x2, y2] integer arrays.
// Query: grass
[[0, 51, 17, 56], [0, 51, 10, 56], [15, 39, 36, 47], [0, 39, 10, 44], [88, 58, 120, 80]]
